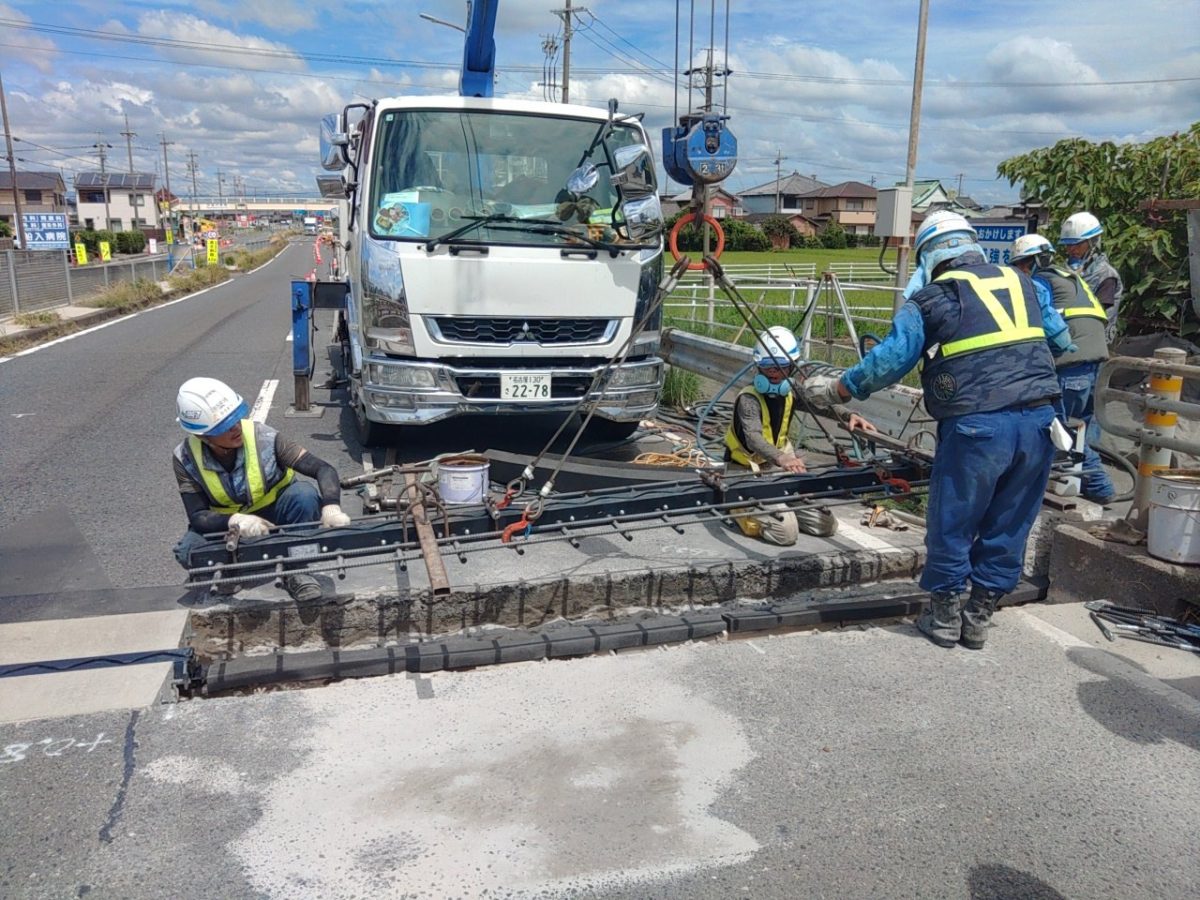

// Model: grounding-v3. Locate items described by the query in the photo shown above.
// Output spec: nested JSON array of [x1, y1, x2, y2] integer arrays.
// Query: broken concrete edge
[[186, 544, 927, 661], [201, 579, 1047, 694], [1047, 522, 1200, 620]]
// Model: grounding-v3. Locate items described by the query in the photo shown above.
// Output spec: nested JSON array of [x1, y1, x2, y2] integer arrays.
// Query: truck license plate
[[501, 373, 551, 400]]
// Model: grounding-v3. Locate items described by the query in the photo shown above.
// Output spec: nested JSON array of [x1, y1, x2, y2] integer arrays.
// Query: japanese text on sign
[[20, 213, 70, 250]]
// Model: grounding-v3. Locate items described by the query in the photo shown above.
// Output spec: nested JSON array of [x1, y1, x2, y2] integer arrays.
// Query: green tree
[[0, 219, 11, 239], [760, 214, 802, 249], [818, 220, 848, 250], [997, 123, 1200, 335]]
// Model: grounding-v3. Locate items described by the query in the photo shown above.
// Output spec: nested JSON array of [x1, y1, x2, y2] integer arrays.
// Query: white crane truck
[[313, 1, 667, 445]]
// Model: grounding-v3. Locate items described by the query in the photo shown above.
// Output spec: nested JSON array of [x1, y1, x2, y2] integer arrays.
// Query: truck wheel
[[355, 400, 392, 447], [584, 418, 640, 443]]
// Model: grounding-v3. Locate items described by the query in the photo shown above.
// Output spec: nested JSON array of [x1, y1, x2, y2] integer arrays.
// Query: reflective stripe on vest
[[724, 388, 794, 466], [1047, 264, 1107, 321], [934, 267, 1045, 358], [187, 420, 295, 515]]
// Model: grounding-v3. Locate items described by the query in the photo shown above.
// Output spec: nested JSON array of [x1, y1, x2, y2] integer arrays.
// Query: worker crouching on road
[[802, 211, 1061, 650], [724, 325, 874, 546], [1010, 234, 1115, 504], [172, 377, 352, 601]]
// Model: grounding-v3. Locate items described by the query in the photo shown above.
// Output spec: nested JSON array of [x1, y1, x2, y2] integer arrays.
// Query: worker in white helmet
[[799, 210, 1061, 650], [1011, 233, 1115, 503], [1059, 211, 1123, 343], [172, 377, 352, 600], [723, 325, 874, 545]]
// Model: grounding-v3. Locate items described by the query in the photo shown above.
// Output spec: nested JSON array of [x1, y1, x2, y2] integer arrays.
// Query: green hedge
[[70, 229, 147, 257]]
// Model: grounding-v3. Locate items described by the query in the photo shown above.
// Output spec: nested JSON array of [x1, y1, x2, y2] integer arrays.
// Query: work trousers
[[919, 405, 1055, 596], [1056, 361, 1115, 501], [173, 481, 322, 569]]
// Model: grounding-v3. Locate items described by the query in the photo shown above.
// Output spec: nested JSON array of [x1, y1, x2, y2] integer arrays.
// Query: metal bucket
[[1148, 469, 1200, 565], [437, 454, 490, 505]]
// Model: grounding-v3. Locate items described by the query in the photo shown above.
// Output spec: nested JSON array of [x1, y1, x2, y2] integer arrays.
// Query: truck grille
[[430, 317, 613, 345], [454, 374, 595, 400]]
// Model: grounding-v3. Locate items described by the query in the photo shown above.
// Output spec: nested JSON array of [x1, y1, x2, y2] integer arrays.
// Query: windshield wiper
[[425, 215, 620, 256], [424, 214, 565, 252]]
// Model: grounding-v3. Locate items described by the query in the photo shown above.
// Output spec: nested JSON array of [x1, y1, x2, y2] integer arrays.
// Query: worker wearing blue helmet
[[801, 210, 1061, 650]]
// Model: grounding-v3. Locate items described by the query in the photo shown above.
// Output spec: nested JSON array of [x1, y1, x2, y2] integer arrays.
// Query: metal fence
[[1, 250, 187, 320]]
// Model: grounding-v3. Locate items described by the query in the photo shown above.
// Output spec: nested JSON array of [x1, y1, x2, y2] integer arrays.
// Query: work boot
[[960, 586, 1004, 650], [915, 591, 963, 648], [283, 573, 323, 603]]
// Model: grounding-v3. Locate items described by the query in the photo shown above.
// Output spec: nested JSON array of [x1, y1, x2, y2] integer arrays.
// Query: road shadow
[[1067, 646, 1200, 753], [968, 863, 1069, 900]]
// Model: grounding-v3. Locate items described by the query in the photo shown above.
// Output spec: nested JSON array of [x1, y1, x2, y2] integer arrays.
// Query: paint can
[[1148, 469, 1200, 565], [437, 454, 490, 505]]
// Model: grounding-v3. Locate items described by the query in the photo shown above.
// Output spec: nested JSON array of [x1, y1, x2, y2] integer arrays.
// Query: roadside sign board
[[148, 238, 158, 254], [165, 227, 174, 244], [20, 213, 70, 250], [206, 238, 219, 265], [99, 241, 112, 262], [74, 243, 88, 265], [972, 223, 1027, 266]]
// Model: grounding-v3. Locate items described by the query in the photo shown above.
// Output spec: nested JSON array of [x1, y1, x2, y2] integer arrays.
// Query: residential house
[[795, 181, 878, 235], [909, 180, 976, 216], [0, 170, 68, 233], [661, 186, 744, 220], [739, 172, 828, 215], [74, 172, 160, 231]]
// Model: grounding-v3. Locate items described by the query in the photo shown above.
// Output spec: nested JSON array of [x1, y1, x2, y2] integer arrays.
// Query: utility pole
[[159, 132, 174, 225], [0, 70, 26, 250], [955, 172, 964, 198], [186, 150, 199, 267], [553, 0, 586, 103], [773, 149, 788, 214], [894, 0, 929, 312], [120, 113, 136, 174], [216, 169, 224, 201], [93, 134, 113, 231]]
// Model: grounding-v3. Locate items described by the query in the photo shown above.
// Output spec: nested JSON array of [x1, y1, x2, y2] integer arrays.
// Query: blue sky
[[1, 0, 1197, 205]]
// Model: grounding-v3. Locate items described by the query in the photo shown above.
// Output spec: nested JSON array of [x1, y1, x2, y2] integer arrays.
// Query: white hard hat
[[1059, 211, 1103, 246], [1010, 233, 1055, 264], [914, 210, 977, 259], [176, 377, 248, 436], [753, 325, 801, 368]]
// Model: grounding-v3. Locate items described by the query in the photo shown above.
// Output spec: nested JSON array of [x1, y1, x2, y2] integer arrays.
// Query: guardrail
[[1095, 348, 1200, 530]]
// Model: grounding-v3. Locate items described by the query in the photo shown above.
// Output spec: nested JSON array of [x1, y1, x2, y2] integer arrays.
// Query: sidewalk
[[0, 304, 120, 347]]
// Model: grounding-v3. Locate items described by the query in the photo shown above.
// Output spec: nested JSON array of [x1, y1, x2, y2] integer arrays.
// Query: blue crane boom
[[460, 0, 499, 98]]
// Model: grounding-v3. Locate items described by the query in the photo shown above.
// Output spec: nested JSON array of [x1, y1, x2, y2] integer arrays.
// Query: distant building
[[0, 170, 68, 233], [662, 186, 744, 219], [795, 181, 878, 235], [743, 211, 821, 244], [739, 172, 829, 215], [74, 172, 160, 231]]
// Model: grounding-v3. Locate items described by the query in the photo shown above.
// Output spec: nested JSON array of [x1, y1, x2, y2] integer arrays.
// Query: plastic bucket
[[437, 455, 490, 505], [1147, 469, 1200, 565]]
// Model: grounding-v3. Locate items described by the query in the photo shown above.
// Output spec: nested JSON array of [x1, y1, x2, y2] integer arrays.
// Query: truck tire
[[355, 400, 392, 447], [584, 418, 640, 443]]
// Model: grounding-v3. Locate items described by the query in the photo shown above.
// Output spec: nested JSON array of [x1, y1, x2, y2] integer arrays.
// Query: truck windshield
[[369, 109, 649, 247]]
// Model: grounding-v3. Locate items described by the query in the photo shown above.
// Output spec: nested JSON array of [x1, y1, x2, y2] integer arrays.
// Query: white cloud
[[136, 11, 306, 72], [0, 3, 58, 72]]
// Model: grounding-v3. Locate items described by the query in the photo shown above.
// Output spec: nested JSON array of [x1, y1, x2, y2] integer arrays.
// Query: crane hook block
[[662, 114, 737, 186]]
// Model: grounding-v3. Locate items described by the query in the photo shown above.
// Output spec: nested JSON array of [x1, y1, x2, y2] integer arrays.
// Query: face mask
[[754, 374, 792, 396], [1067, 256, 1084, 270]]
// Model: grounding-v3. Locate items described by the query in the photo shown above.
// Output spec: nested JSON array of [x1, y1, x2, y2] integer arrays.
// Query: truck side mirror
[[615, 195, 664, 242], [566, 164, 600, 195], [320, 113, 351, 171], [610, 144, 654, 197]]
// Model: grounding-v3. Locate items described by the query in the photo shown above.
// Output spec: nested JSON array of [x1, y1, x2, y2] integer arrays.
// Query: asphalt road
[[1, 606, 1197, 899], [0, 241, 676, 595]]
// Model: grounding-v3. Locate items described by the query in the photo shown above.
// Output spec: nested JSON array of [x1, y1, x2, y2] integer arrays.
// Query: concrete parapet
[[1047, 523, 1200, 618]]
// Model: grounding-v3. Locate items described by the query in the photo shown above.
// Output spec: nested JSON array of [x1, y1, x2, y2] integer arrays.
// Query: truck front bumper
[[360, 357, 664, 425]]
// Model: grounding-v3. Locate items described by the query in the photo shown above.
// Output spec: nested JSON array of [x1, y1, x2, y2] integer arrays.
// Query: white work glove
[[320, 504, 351, 528], [228, 513, 272, 537], [800, 373, 845, 409]]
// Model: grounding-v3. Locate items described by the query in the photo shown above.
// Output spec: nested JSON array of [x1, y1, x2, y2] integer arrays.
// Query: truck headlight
[[369, 364, 438, 389], [608, 363, 661, 388]]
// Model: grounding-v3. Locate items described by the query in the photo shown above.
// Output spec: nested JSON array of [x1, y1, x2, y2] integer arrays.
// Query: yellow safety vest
[[724, 388, 794, 467], [1047, 264, 1107, 321], [935, 267, 1045, 358], [187, 420, 295, 514]]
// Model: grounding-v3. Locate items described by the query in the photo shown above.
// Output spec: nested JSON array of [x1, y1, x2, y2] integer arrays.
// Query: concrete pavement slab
[[1, 602, 1197, 899]]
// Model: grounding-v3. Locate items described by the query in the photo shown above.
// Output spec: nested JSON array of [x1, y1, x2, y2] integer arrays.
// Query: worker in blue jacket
[[802, 211, 1062, 650]]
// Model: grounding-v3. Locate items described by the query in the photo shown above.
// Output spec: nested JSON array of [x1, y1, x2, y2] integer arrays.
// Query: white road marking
[[1011, 609, 1090, 649], [836, 518, 899, 552], [250, 380, 278, 423], [744, 640, 766, 655], [285, 329, 293, 342], [0, 250, 290, 365]]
